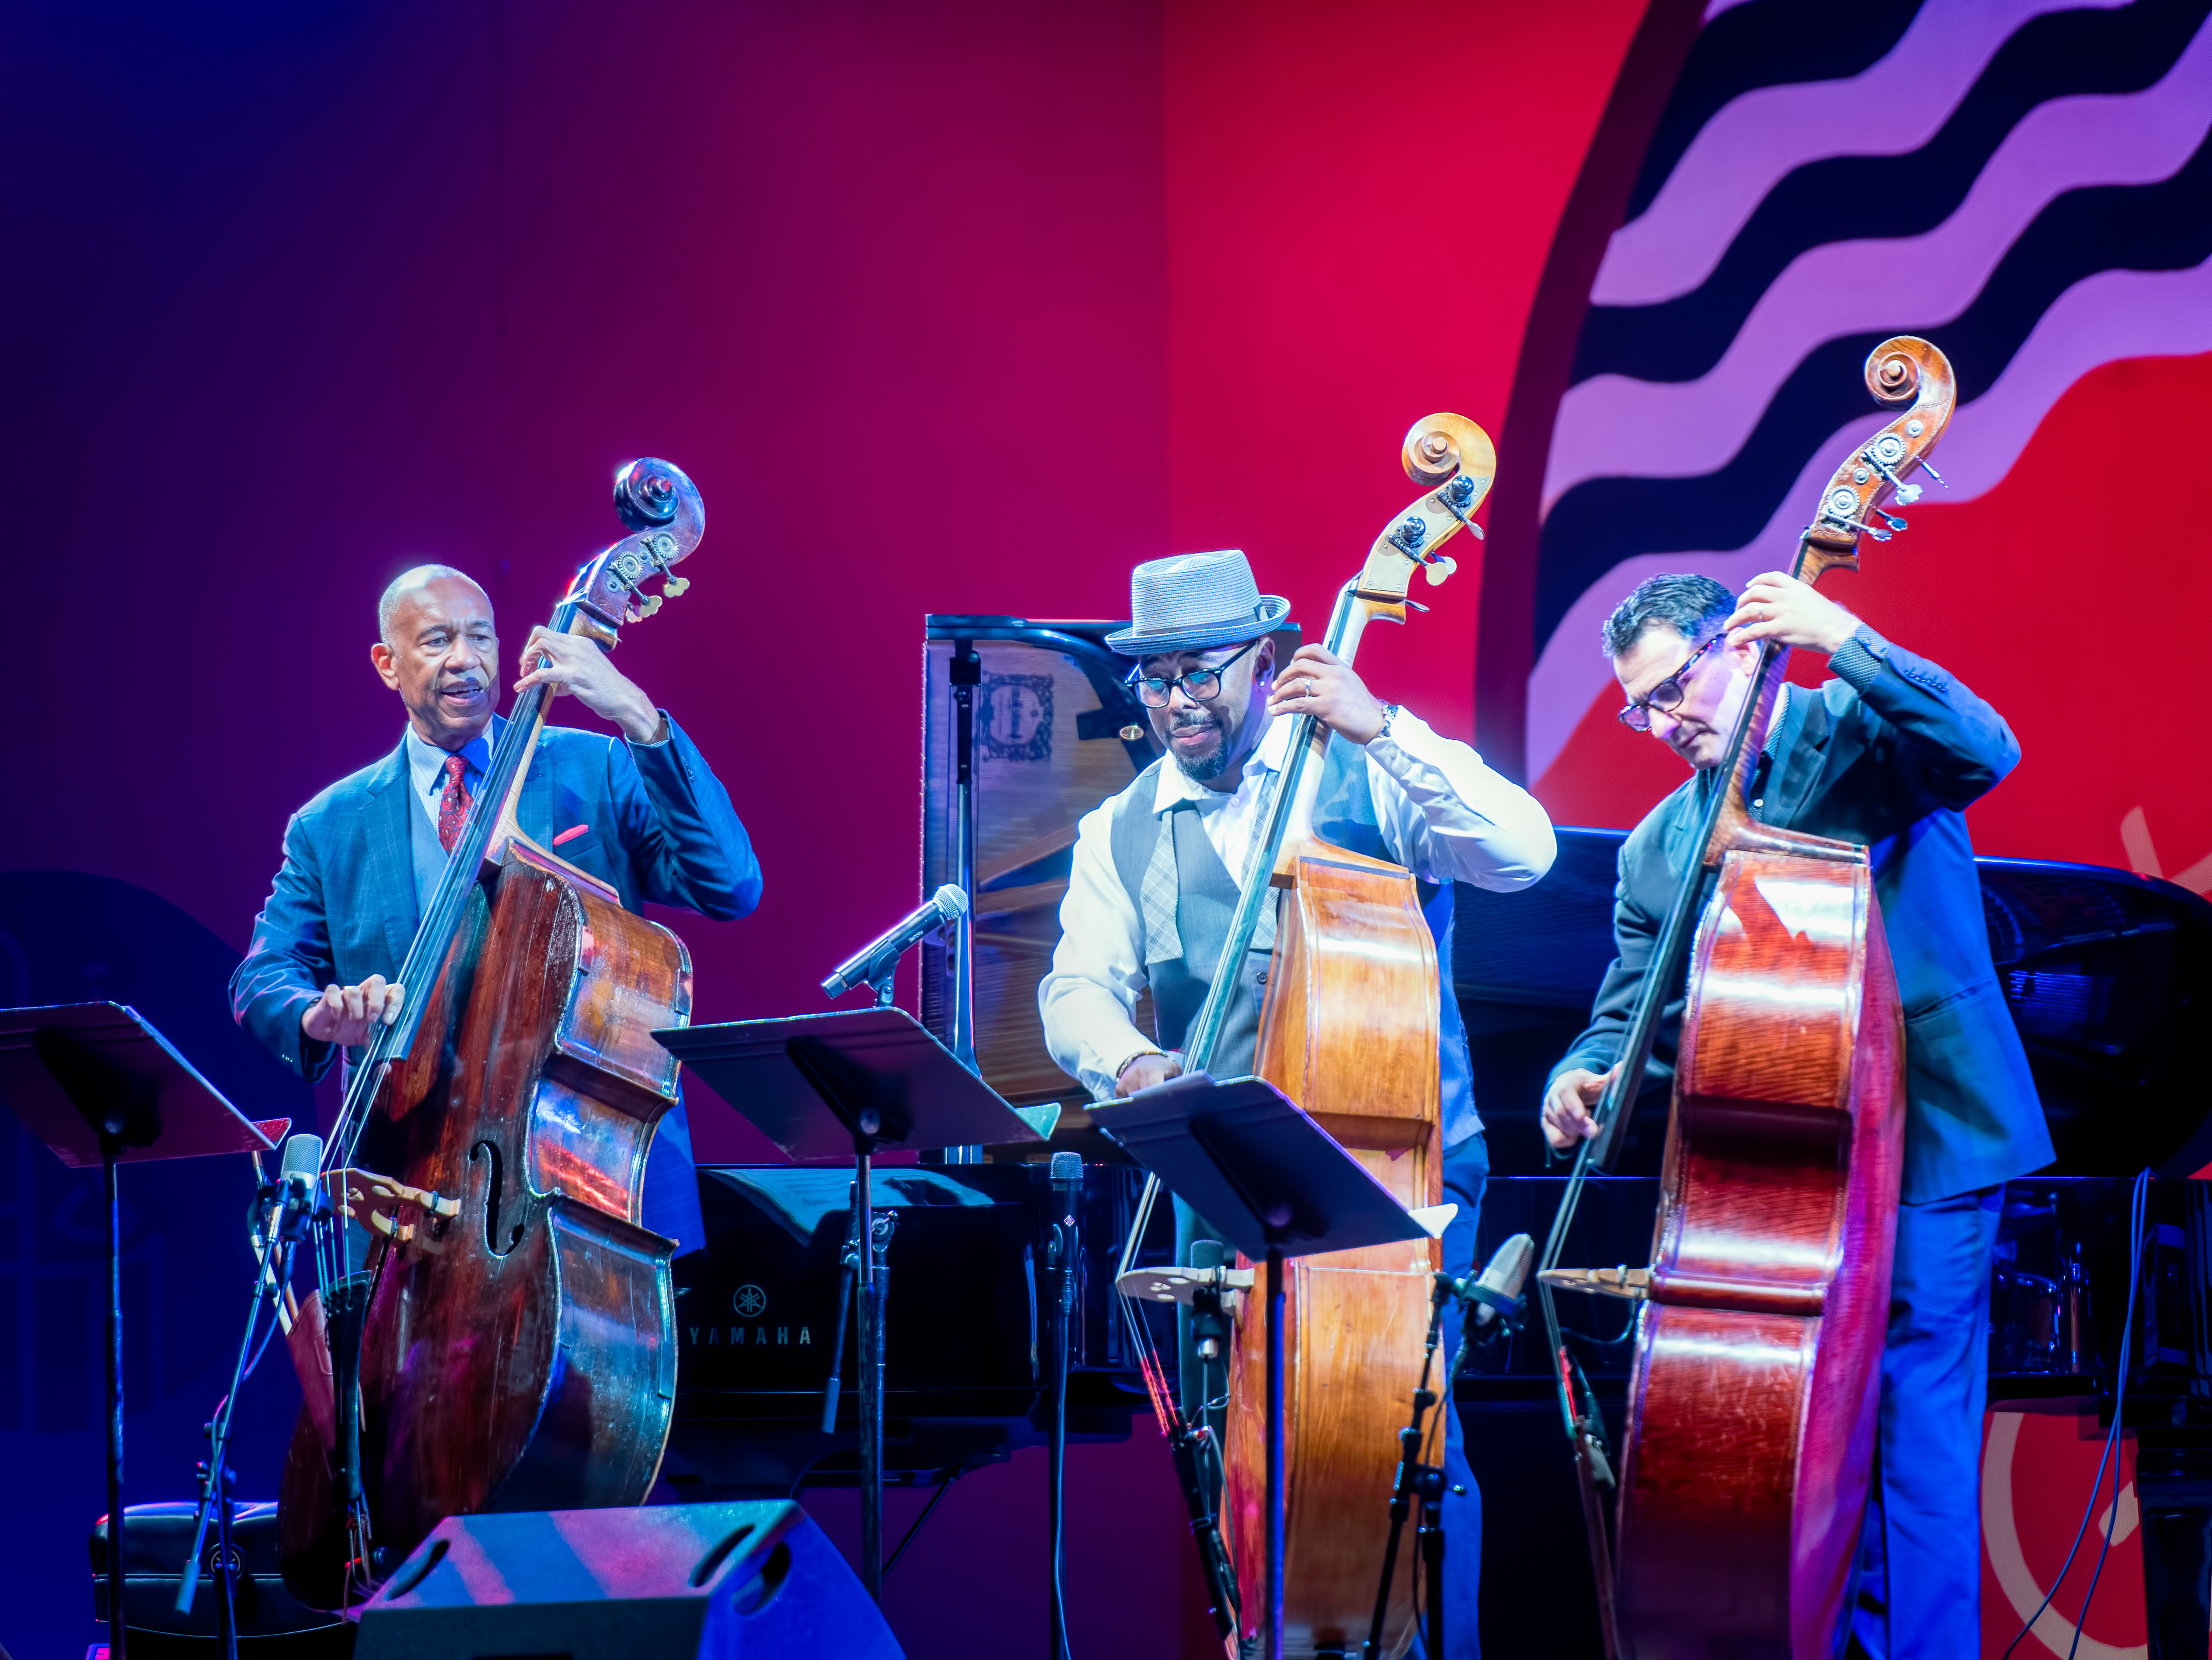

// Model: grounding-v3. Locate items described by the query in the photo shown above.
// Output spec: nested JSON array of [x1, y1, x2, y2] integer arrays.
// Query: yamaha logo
[[733, 1284, 767, 1318], [206, 1542, 244, 1575]]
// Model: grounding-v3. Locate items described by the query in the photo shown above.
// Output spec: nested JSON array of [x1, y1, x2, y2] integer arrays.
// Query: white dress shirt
[[1038, 708, 1557, 1100]]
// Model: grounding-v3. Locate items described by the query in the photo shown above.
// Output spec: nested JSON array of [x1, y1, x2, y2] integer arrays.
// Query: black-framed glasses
[[1126, 638, 1263, 709], [1617, 632, 1727, 731]]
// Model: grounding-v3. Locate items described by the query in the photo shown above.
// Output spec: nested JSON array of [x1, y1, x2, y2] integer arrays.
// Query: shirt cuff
[[1090, 1045, 1165, 1101], [1362, 706, 1446, 778], [627, 708, 674, 747], [1828, 625, 1891, 694]]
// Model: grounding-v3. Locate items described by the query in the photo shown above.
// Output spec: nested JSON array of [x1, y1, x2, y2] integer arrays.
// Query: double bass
[[276, 460, 706, 1604], [1133, 413, 1494, 1658], [1538, 338, 1956, 1658]]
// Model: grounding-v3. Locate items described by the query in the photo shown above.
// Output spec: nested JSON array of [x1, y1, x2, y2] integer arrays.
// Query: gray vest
[[1103, 742, 1481, 1144]]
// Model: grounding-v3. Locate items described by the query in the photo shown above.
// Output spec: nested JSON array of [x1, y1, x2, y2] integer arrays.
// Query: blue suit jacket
[[1553, 630, 2054, 1204], [230, 712, 762, 1248]]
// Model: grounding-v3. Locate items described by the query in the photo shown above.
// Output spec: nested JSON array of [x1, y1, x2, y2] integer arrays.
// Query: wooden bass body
[[280, 839, 689, 1596], [1228, 846, 1443, 1660], [1615, 843, 1905, 1658]]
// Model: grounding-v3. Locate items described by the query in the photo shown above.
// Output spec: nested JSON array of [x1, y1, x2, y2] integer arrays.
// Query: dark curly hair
[[1599, 573, 1733, 660]]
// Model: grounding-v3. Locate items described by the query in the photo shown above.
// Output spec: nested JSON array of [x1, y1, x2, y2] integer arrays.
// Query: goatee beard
[[1171, 719, 1234, 782]]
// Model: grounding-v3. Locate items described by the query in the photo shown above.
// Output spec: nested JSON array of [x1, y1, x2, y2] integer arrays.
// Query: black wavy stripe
[[1536, 127, 2212, 646], [1581, 0, 2212, 388], [1626, 0, 1922, 224]]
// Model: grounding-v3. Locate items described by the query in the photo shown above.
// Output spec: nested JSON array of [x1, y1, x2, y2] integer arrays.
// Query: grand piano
[[662, 616, 2212, 1656]]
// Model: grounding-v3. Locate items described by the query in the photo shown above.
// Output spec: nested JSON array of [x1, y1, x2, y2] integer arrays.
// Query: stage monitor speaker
[[353, 1501, 902, 1659]]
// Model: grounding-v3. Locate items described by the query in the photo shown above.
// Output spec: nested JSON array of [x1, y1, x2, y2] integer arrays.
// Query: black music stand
[[653, 1007, 1044, 1602], [0, 1002, 284, 1660], [1091, 1071, 1428, 1660]]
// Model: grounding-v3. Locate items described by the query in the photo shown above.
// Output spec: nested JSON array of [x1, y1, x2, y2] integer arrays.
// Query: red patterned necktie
[[436, 753, 473, 853]]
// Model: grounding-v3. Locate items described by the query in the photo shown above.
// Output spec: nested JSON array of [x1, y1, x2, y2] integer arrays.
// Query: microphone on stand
[[1450, 1233, 1535, 1381], [280, 1133, 322, 1193], [1048, 1151, 1083, 1235], [274, 1133, 324, 1237], [820, 884, 970, 1000], [1457, 1232, 1535, 1330]]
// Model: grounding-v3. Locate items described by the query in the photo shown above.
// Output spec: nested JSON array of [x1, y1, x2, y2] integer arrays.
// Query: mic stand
[[1116, 1254, 1243, 1645], [177, 1172, 325, 1625], [196, 1425, 238, 1660], [1044, 1162, 1080, 1660], [1363, 1272, 1453, 1660], [653, 1005, 1050, 1599], [945, 635, 981, 1163]]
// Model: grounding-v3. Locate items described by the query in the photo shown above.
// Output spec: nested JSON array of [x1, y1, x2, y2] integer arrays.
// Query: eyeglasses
[[1126, 638, 1262, 709], [1617, 633, 1727, 731]]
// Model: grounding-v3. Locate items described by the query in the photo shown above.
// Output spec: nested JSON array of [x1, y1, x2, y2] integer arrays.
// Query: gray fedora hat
[[1105, 549, 1292, 657]]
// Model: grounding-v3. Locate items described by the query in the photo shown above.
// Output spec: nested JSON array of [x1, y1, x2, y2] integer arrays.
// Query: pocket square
[[552, 823, 591, 847]]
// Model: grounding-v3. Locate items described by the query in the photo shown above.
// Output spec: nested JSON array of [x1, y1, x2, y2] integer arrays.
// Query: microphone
[[1048, 1152, 1084, 1300], [820, 884, 970, 999], [280, 1132, 323, 1197], [1049, 1150, 1083, 1212], [1457, 1232, 1534, 1330], [278, 1133, 324, 1231], [1047, 1152, 1083, 1293]]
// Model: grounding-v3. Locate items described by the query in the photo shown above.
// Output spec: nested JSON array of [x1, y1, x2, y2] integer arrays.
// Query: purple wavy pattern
[[1527, 256, 2212, 782], [1593, 0, 2124, 309], [1544, 16, 2212, 519]]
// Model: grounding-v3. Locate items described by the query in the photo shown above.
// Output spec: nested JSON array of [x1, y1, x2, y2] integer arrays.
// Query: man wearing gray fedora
[[1040, 547, 1555, 1656]]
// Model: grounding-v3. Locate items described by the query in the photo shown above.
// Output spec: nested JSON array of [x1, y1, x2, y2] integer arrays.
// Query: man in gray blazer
[[230, 564, 762, 1251], [1541, 570, 2051, 1660]]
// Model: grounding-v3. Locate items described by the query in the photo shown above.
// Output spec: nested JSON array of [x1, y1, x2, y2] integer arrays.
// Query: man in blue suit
[[1540, 570, 2052, 1660], [230, 564, 762, 1252]]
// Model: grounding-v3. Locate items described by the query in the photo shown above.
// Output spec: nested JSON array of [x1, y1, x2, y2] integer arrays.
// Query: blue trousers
[[1173, 1133, 1489, 1660], [1434, 1132, 1489, 1660], [1844, 1185, 2004, 1660], [641, 1093, 705, 1256]]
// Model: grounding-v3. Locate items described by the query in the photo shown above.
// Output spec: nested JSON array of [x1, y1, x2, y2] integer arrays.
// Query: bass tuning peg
[[663, 576, 690, 600]]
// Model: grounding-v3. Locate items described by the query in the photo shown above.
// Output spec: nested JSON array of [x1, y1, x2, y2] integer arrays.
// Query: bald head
[[378, 564, 490, 645], [370, 565, 501, 749]]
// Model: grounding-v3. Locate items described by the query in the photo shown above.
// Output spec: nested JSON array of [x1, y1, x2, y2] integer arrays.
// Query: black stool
[[89, 1501, 353, 1657]]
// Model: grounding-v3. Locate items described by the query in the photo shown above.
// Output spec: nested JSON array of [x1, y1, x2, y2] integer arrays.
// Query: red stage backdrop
[[4, 1, 2207, 1654], [1493, 0, 2212, 880]]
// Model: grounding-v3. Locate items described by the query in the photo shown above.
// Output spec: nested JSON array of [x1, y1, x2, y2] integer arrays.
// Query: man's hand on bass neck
[[1723, 572, 1860, 656], [1265, 644, 1390, 745], [515, 626, 668, 745]]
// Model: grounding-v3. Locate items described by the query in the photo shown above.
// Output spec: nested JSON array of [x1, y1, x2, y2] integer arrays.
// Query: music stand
[[653, 1006, 1044, 1602], [0, 1002, 284, 1660], [1091, 1071, 1428, 1660]]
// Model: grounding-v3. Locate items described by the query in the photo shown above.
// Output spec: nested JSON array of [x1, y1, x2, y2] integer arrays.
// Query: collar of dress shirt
[[1148, 711, 1294, 816], [404, 716, 502, 804]]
